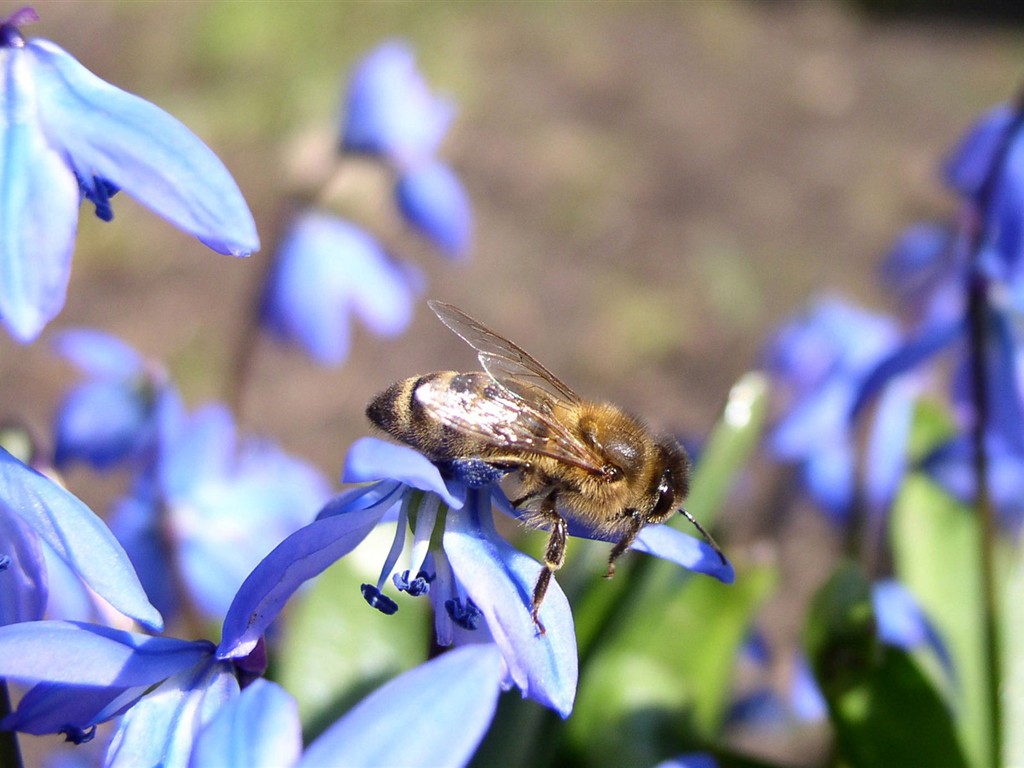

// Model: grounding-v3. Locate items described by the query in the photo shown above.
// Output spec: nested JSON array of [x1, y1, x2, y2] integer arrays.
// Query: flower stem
[[966, 272, 1003, 768], [0, 681, 24, 768]]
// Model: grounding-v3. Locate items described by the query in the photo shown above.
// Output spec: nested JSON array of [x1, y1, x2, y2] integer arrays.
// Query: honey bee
[[367, 300, 725, 633]]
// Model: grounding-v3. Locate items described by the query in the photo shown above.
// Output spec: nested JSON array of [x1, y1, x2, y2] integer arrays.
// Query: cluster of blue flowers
[[260, 39, 473, 366], [0, 10, 732, 767]]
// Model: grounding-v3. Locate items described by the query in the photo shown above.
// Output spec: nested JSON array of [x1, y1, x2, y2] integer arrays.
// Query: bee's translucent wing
[[429, 300, 580, 406], [415, 373, 607, 475]]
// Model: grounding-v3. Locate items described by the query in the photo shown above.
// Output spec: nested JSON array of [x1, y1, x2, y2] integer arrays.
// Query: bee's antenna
[[678, 507, 728, 566]]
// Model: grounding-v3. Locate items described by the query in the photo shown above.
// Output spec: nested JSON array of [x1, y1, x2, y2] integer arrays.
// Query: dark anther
[[445, 597, 482, 630], [0, 554, 10, 571], [360, 583, 398, 615], [60, 725, 96, 745], [393, 569, 433, 596]]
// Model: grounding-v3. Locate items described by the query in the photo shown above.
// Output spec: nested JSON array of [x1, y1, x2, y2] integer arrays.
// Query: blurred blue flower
[[52, 329, 174, 470], [765, 297, 917, 522], [219, 437, 733, 719], [194, 646, 503, 768], [112, 403, 330, 620], [0, 8, 258, 343], [396, 160, 473, 258], [872, 579, 953, 679], [727, 632, 826, 732], [0, 446, 161, 630], [341, 39, 454, 167], [652, 756, 720, 768], [260, 211, 420, 365]]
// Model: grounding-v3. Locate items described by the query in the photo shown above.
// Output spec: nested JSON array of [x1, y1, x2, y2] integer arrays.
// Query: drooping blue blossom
[[0, 446, 161, 629], [260, 211, 420, 365], [193, 646, 503, 768], [0, 619, 249, 764], [219, 437, 734, 719], [111, 402, 331, 620], [51, 329, 174, 470], [765, 297, 918, 523], [341, 40, 454, 167], [395, 160, 473, 258], [0, 8, 259, 343]]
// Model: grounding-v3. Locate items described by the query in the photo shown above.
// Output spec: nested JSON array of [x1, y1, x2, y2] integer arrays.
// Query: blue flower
[[193, 645, 503, 768], [51, 329, 174, 470], [0, 620, 243, 761], [765, 297, 918, 522], [341, 40, 454, 167], [872, 579, 953, 680], [0, 619, 503, 768], [0, 9, 258, 342], [219, 437, 733, 719], [111, 403, 330, 620], [396, 160, 473, 258], [260, 211, 420, 365], [0, 446, 160, 630]]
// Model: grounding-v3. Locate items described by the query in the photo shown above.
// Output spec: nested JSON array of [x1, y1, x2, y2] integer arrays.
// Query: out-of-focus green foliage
[[806, 563, 968, 768]]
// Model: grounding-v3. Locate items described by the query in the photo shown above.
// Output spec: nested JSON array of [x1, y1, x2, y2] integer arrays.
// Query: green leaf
[[806, 562, 968, 768], [567, 560, 776, 765], [273, 547, 429, 739], [687, 371, 769, 524], [1003, 544, 1024, 767], [890, 475, 990, 768]]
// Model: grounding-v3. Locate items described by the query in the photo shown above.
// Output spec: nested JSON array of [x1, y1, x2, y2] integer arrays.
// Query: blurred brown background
[[4, 0, 1022, 538]]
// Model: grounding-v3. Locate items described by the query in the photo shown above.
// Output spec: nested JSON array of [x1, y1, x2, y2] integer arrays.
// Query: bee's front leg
[[530, 491, 567, 636], [605, 510, 643, 579]]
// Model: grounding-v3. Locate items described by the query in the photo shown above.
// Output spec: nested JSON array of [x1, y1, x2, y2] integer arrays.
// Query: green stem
[[0, 681, 24, 768], [966, 274, 1003, 768]]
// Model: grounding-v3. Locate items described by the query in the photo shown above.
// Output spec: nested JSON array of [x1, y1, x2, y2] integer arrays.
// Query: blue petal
[[0, 621, 212, 686], [160, 403, 236, 499], [52, 329, 144, 378], [0, 45, 80, 342], [261, 213, 415, 365], [851, 318, 963, 419], [343, 437, 464, 509], [443, 489, 577, 718], [0, 447, 162, 629], [174, 440, 329, 618], [872, 579, 955, 679], [863, 377, 917, 516], [803, 441, 855, 522], [986, 309, 1024, 453], [53, 379, 150, 469], [0, 506, 46, 624], [109, 490, 178, 621], [2, 680, 139, 735], [105, 657, 239, 768], [190, 679, 301, 768], [879, 223, 953, 299], [789, 654, 828, 722], [27, 39, 259, 256], [944, 102, 1014, 198], [218, 504, 389, 659], [342, 40, 454, 166], [652, 755, 720, 768], [632, 524, 735, 583], [300, 644, 503, 768], [395, 161, 472, 257]]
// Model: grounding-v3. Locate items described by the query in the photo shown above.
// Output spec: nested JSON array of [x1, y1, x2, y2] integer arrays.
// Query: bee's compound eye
[[652, 470, 676, 518]]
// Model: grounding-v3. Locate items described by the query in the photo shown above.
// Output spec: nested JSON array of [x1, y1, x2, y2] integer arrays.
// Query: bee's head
[[643, 437, 691, 526]]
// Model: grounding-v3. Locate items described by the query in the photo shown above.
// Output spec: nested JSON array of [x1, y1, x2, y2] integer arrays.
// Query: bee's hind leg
[[530, 492, 567, 636]]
